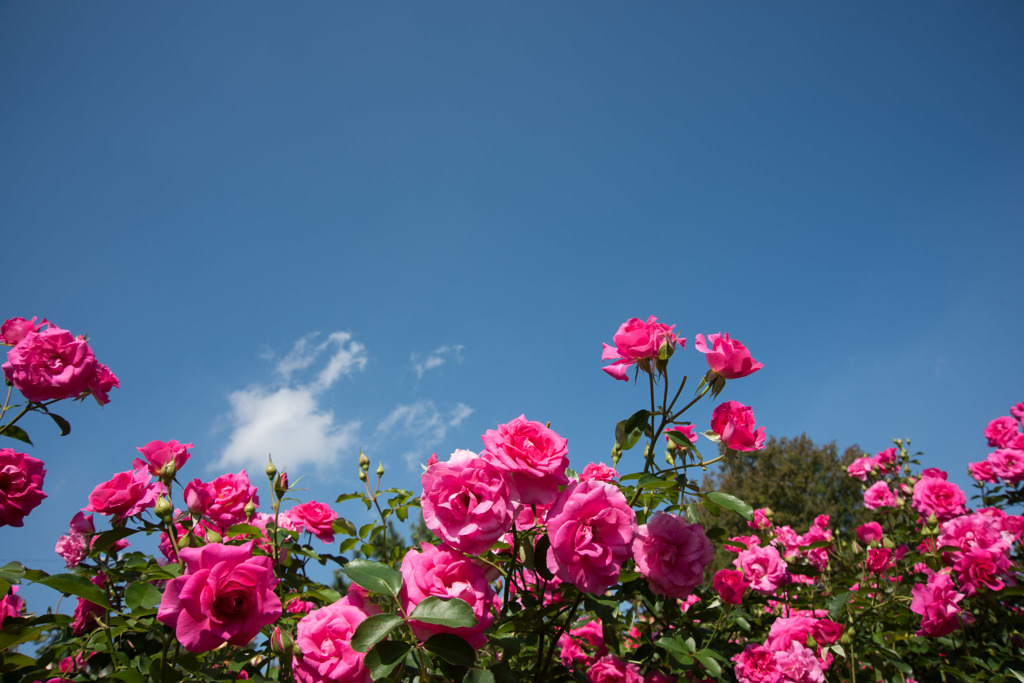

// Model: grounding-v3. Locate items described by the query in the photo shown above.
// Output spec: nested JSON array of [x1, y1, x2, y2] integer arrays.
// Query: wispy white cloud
[[410, 345, 464, 379], [215, 332, 368, 475], [376, 400, 474, 469]]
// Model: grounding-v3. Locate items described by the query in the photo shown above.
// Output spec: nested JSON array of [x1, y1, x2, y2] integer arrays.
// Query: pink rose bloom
[[421, 455, 514, 555], [846, 457, 876, 481], [856, 521, 883, 545], [587, 655, 643, 683], [938, 513, 1011, 560], [580, 462, 619, 483], [0, 317, 46, 345], [713, 568, 749, 605], [734, 543, 788, 594], [765, 615, 818, 652], [87, 362, 120, 406], [773, 641, 824, 683], [665, 424, 699, 450], [710, 401, 766, 452], [601, 316, 680, 381], [969, 459, 998, 483], [644, 671, 676, 683], [866, 547, 894, 574], [134, 439, 193, 477], [732, 644, 783, 683], [694, 332, 763, 380], [156, 541, 282, 652], [633, 512, 713, 599], [1011, 402, 1024, 422], [285, 501, 339, 543], [399, 543, 495, 649], [910, 571, 964, 637], [71, 573, 106, 635], [985, 416, 1020, 448], [911, 475, 966, 522], [0, 448, 47, 527], [812, 619, 844, 645], [988, 449, 1024, 484], [0, 586, 24, 627], [546, 480, 637, 594], [55, 532, 88, 568], [873, 447, 898, 474], [184, 479, 215, 517], [2, 325, 116, 404], [481, 415, 569, 505], [953, 548, 1009, 596], [85, 466, 160, 522], [772, 526, 801, 560], [558, 619, 606, 668], [293, 598, 379, 683], [748, 508, 772, 531], [863, 481, 897, 510], [203, 470, 259, 528]]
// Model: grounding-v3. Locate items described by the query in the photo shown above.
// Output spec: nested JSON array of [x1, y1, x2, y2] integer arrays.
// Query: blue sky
[[2, 2, 1023, 592]]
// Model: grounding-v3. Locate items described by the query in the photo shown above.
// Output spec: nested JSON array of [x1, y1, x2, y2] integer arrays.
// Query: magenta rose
[[855, 521, 883, 545], [293, 598, 379, 683], [863, 481, 897, 510], [0, 448, 47, 527], [985, 416, 1020, 448], [873, 447, 898, 473], [969, 459, 998, 483], [579, 462, 619, 482], [734, 543, 788, 594], [910, 570, 964, 637], [481, 415, 569, 505], [911, 474, 966, 522], [284, 500, 339, 543], [954, 548, 1009, 596], [2, 325, 116, 404], [845, 457, 876, 481], [665, 424, 699, 451], [748, 508, 773, 531], [601, 316, 680, 381], [546, 480, 637, 594], [0, 317, 46, 346], [85, 466, 160, 522], [710, 401, 766, 452], [694, 332, 763, 380], [732, 644, 783, 683], [587, 654, 643, 683], [134, 439, 193, 477], [866, 547, 894, 574], [0, 586, 24, 627], [71, 573, 106, 635], [633, 512, 713, 599], [203, 470, 260, 528], [156, 541, 282, 652], [713, 568, 750, 605], [988, 448, 1024, 484], [421, 454, 513, 555], [558, 619, 606, 668], [184, 479, 215, 517]]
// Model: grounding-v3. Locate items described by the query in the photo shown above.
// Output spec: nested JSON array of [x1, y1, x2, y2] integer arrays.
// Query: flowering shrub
[[1, 313, 1022, 682]]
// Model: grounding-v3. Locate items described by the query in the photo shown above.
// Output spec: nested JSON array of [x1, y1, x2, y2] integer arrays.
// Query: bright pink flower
[[954, 548, 1008, 596], [910, 571, 964, 637], [87, 362, 120, 405], [1012, 402, 1024, 422], [510, 568, 563, 608], [134, 440, 193, 477], [580, 462, 619, 482], [665, 424, 699, 450], [863, 481, 897, 510], [284, 501, 339, 543], [866, 547, 894, 574], [601, 316, 680, 381], [912, 474, 966, 522], [846, 457, 876, 481], [292, 598, 379, 683], [969, 459, 998, 483], [749, 508, 773, 531], [558, 619, 606, 668], [812, 619, 844, 645], [399, 543, 495, 649], [85, 466, 160, 522], [633, 512, 713, 599], [481, 415, 569, 505], [989, 449, 1024, 484], [985, 416, 1020, 448], [587, 655, 643, 683], [938, 513, 1011, 560], [0, 586, 24, 626], [732, 644, 783, 683], [856, 522, 883, 545], [694, 332, 763, 380], [184, 479, 215, 517], [0, 317, 46, 345], [421, 454, 514, 555], [203, 470, 259, 528], [546, 480, 637, 594], [71, 573, 106, 635], [710, 401, 766, 452], [873, 447, 898, 474], [2, 325, 116, 404], [0, 449, 47, 527], [734, 543, 788, 594], [713, 568, 749, 605], [55, 531, 88, 568], [156, 541, 281, 652], [773, 641, 824, 683], [644, 671, 676, 683]]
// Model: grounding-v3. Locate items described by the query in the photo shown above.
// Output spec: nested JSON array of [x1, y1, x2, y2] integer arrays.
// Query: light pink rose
[[734, 543, 788, 594], [558, 619, 606, 668], [0, 317, 46, 346], [856, 521, 883, 545], [587, 654, 643, 683], [732, 644, 783, 683], [694, 332, 763, 380], [156, 541, 282, 652], [710, 401, 766, 452], [55, 531, 88, 568], [0, 586, 24, 627], [85, 466, 160, 522], [773, 641, 824, 683], [133, 439, 192, 477], [399, 542, 495, 649], [988, 449, 1024, 484], [293, 598, 379, 683], [911, 474, 966, 522], [580, 462, 619, 482], [910, 570, 964, 637], [846, 457, 876, 481], [633, 512, 713, 599], [985, 416, 1020, 448], [863, 481, 897, 510], [713, 568, 749, 605], [2, 325, 117, 404], [284, 501, 339, 543], [0, 448, 47, 527], [481, 415, 569, 505], [665, 424, 699, 450], [546, 480, 637, 594], [601, 316, 680, 381], [203, 470, 259, 528], [421, 454, 514, 555]]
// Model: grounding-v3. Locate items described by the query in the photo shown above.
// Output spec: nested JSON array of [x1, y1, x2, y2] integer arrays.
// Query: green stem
[[536, 591, 584, 683]]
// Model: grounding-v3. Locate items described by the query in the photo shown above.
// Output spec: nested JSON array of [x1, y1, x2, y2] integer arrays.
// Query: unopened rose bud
[[375, 463, 384, 477], [266, 456, 277, 481], [155, 496, 173, 523], [657, 337, 675, 360], [275, 472, 288, 498], [358, 470, 367, 482], [159, 461, 177, 484], [358, 451, 370, 470], [271, 626, 294, 656], [244, 501, 257, 521]]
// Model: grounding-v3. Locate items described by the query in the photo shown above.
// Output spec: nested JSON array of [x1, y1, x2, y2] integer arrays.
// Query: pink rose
[[134, 439, 192, 477], [873, 447, 898, 473], [184, 479, 215, 517], [748, 508, 772, 531], [587, 654, 643, 683], [0, 586, 24, 627], [601, 316, 680, 381], [156, 541, 282, 652], [85, 466, 160, 522], [558, 619, 606, 668], [969, 459, 998, 483], [399, 543, 495, 649], [0, 317, 46, 346], [773, 641, 824, 683], [812, 619, 844, 645], [845, 457, 876, 481], [985, 416, 1020, 448], [71, 573, 106, 635], [710, 401, 766, 452], [1011, 402, 1024, 422], [546, 480, 637, 594], [293, 598, 379, 683], [988, 449, 1024, 484], [481, 415, 569, 505], [713, 568, 750, 605], [2, 325, 117, 404], [665, 424, 699, 450], [732, 644, 783, 683], [203, 470, 259, 528], [855, 521, 883, 545], [421, 453, 513, 555], [55, 531, 88, 568], [866, 547, 894, 574], [694, 332, 763, 380], [910, 571, 964, 637], [284, 501, 339, 543], [734, 543, 788, 594], [0, 448, 47, 527], [911, 474, 966, 522], [633, 512, 713, 599], [953, 548, 1008, 596], [863, 481, 897, 510], [580, 462, 619, 482]]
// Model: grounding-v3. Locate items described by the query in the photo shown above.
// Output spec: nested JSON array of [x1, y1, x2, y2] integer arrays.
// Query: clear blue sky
[[2, 3, 1022, 593]]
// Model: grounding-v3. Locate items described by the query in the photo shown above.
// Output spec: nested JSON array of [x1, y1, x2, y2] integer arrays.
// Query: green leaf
[[0, 561, 25, 585], [465, 669, 496, 683], [351, 613, 404, 653], [636, 473, 675, 490], [694, 649, 722, 677], [657, 635, 694, 655], [410, 596, 477, 628], [333, 517, 357, 536], [45, 412, 71, 436], [340, 559, 402, 597], [92, 527, 138, 553], [125, 581, 162, 611], [110, 670, 145, 683], [0, 623, 43, 651], [615, 409, 650, 451], [705, 491, 753, 521], [0, 424, 32, 446], [335, 493, 365, 504], [31, 573, 109, 608], [364, 640, 410, 680], [665, 429, 694, 449], [424, 633, 476, 667]]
